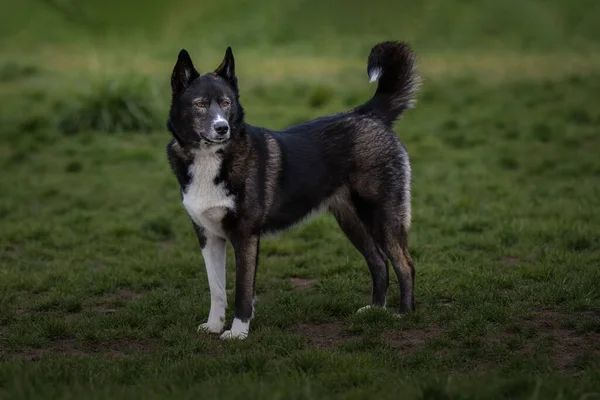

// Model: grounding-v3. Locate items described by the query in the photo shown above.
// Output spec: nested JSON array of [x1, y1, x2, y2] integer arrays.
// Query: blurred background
[[0, 0, 600, 131], [1, 0, 599, 133]]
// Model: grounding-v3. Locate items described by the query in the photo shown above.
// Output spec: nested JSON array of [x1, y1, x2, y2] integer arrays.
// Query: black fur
[[361, 41, 420, 126], [166, 42, 420, 336]]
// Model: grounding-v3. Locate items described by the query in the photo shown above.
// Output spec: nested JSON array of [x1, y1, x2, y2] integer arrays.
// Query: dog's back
[[251, 42, 419, 235]]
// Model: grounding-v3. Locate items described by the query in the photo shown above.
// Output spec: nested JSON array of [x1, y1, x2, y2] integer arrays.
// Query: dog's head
[[168, 47, 243, 148]]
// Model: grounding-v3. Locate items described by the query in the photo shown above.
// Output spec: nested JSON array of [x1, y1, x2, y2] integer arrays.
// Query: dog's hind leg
[[330, 203, 389, 309], [380, 223, 415, 314]]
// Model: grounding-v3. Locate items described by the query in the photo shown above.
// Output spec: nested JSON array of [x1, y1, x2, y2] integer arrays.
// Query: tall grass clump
[[57, 76, 164, 134], [0, 62, 40, 82]]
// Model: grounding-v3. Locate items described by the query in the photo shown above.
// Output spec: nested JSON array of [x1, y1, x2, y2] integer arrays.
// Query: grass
[[55, 76, 163, 134], [1, 0, 600, 398]]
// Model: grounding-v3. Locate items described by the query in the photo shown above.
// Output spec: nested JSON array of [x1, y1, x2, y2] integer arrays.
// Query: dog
[[166, 41, 420, 339]]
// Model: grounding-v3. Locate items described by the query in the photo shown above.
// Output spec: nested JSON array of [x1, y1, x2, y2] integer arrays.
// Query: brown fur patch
[[263, 134, 282, 218]]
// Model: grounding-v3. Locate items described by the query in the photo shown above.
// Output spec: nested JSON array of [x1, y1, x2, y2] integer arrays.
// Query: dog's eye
[[194, 101, 206, 109], [220, 99, 231, 108]]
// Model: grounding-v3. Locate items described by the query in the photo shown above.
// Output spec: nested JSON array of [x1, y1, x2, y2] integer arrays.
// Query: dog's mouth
[[186, 135, 229, 148], [200, 136, 229, 145]]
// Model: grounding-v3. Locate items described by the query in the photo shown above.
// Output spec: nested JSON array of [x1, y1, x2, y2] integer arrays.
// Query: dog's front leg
[[220, 234, 259, 340], [197, 230, 227, 334]]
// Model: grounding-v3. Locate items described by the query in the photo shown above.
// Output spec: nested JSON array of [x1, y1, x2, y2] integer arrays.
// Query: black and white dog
[[166, 42, 420, 339]]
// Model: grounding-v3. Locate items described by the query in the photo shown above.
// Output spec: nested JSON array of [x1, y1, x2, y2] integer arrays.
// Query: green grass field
[[1, 0, 599, 398]]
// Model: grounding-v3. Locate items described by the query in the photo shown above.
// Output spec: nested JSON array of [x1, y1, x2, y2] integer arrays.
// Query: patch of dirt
[[289, 321, 443, 353], [384, 324, 443, 353], [528, 309, 599, 370], [90, 261, 107, 271], [12, 338, 158, 361], [1, 245, 20, 260], [491, 309, 600, 370], [290, 277, 317, 291], [500, 257, 521, 265], [159, 239, 175, 248], [289, 322, 346, 348], [93, 306, 119, 314], [98, 288, 142, 302], [91, 288, 143, 313]]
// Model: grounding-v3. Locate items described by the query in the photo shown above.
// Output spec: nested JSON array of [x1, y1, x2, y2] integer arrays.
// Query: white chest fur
[[182, 148, 235, 238]]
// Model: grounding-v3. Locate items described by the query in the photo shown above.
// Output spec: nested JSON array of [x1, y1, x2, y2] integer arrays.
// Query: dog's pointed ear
[[171, 49, 200, 95], [214, 46, 237, 89]]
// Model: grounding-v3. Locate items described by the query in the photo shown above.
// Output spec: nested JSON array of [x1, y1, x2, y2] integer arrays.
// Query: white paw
[[197, 320, 224, 334], [357, 305, 388, 314], [220, 329, 248, 340], [357, 305, 376, 313], [219, 318, 249, 340], [356, 305, 372, 313]]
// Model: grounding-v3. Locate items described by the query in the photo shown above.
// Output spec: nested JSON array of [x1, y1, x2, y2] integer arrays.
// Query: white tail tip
[[368, 67, 382, 83]]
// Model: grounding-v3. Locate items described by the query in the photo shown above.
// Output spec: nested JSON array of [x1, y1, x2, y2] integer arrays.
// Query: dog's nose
[[214, 121, 229, 136]]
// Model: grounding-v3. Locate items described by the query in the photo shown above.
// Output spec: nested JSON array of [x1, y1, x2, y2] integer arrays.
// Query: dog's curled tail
[[364, 41, 420, 126]]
